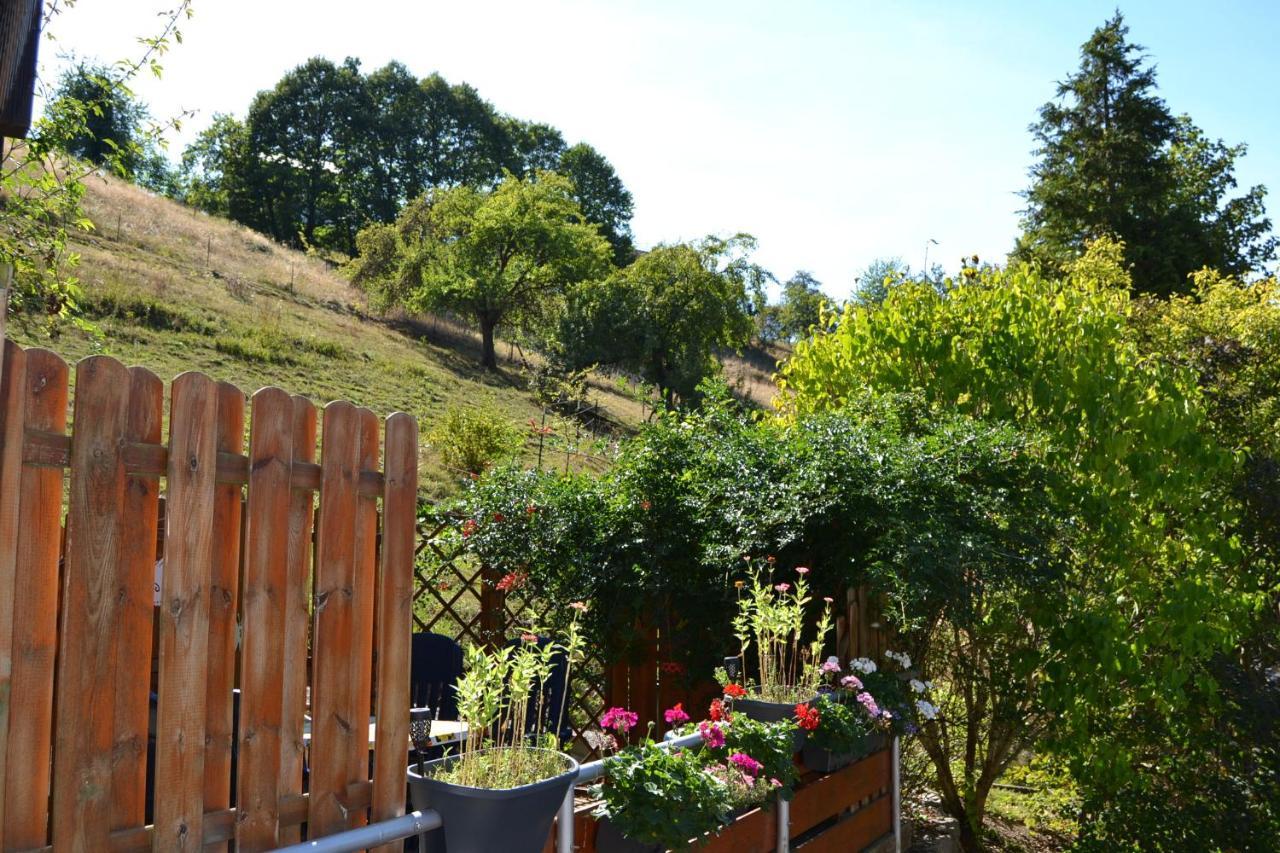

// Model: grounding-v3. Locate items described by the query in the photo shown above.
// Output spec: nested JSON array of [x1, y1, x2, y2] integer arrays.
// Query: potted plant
[[407, 609, 587, 853], [722, 562, 833, 750], [593, 739, 731, 853], [593, 702, 792, 852], [799, 692, 881, 773]]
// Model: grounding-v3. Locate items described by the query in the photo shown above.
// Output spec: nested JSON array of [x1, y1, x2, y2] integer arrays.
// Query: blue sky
[[41, 1, 1280, 297]]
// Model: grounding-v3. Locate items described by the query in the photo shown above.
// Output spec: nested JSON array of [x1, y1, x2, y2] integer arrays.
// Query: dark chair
[[504, 635, 573, 745], [410, 632, 464, 721]]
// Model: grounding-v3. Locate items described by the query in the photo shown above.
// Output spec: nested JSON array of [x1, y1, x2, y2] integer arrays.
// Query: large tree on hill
[[47, 62, 150, 175], [776, 271, 832, 341], [1015, 13, 1275, 294], [559, 236, 757, 405], [350, 171, 612, 369], [558, 143, 635, 264]]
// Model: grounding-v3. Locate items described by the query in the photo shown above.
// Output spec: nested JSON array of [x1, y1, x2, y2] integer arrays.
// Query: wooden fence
[[0, 341, 418, 852]]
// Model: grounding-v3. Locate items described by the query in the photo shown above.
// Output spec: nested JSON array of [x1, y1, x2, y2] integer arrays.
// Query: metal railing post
[[775, 789, 790, 852], [893, 735, 902, 852], [556, 786, 575, 853]]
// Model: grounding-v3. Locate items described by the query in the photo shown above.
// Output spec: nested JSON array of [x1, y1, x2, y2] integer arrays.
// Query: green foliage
[[777, 245, 1265, 850], [775, 271, 832, 341], [180, 61, 636, 259], [557, 142, 634, 264], [597, 742, 731, 849], [716, 714, 800, 795], [2, 2, 190, 331], [731, 564, 832, 701], [1016, 13, 1275, 293], [428, 405, 523, 476], [805, 694, 875, 756], [351, 171, 612, 368], [559, 236, 757, 405]]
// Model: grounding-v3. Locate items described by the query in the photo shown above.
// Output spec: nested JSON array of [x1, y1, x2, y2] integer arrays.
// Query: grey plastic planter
[[407, 748, 579, 853], [593, 817, 664, 853], [800, 731, 889, 774], [734, 693, 817, 752]]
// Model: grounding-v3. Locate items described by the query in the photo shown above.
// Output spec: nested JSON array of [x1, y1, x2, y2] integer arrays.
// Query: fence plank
[[0, 340, 27, 843], [2, 348, 68, 850], [347, 407, 380, 826], [111, 368, 164, 831], [371, 412, 418, 852], [309, 401, 362, 836], [204, 381, 245, 851], [51, 355, 132, 850], [153, 372, 220, 851], [278, 395, 316, 846], [236, 387, 294, 851]]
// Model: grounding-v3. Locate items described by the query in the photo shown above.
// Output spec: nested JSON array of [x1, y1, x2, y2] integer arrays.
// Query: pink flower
[[728, 752, 763, 777], [664, 703, 690, 725], [698, 721, 726, 749], [856, 691, 880, 718], [821, 660, 841, 674], [840, 674, 863, 691], [795, 566, 810, 575], [601, 707, 639, 735], [774, 582, 791, 593]]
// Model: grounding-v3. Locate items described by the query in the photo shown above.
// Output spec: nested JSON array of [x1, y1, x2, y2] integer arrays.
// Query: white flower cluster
[[915, 699, 939, 721], [884, 649, 912, 670], [849, 657, 877, 674]]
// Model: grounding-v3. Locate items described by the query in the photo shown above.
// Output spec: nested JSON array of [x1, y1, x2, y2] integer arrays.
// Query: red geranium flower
[[709, 698, 728, 722], [461, 518, 478, 538], [723, 683, 747, 700], [794, 702, 821, 731]]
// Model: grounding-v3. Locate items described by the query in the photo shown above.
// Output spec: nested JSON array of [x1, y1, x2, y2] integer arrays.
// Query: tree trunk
[[479, 314, 498, 370]]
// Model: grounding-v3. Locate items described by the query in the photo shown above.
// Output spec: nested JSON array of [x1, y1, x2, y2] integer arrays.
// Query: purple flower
[[698, 721, 726, 749], [728, 752, 763, 777], [856, 691, 880, 718], [601, 706, 639, 735], [840, 674, 863, 691]]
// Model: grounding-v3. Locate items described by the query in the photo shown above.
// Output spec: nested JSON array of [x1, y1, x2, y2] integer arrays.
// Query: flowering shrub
[[727, 562, 833, 703]]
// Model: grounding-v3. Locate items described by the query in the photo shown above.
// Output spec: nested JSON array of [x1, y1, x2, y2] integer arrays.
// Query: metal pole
[[775, 790, 790, 852], [556, 787, 575, 853], [272, 808, 442, 853], [892, 736, 902, 852]]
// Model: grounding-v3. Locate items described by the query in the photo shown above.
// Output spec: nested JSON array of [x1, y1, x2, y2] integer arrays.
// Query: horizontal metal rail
[[271, 727, 737, 845], [272, 808, 441, 853]]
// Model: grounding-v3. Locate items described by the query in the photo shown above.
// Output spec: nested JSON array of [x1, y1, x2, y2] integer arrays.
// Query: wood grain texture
[[51, 355, 132, 851], [111, 368, 163, 831], [2, 348, 68, 850], [347, 406, 380, 827], [790, 749, 890, 837], [0, 340, 26, 842], [235, 387, 294, 852], [793, 795, 891, 853], [203, 381, 245, 853], [278, 395, 316, 846], [153, 372, 220, 851], [370, 412, 418, 852], [308, 401, 361, 837]]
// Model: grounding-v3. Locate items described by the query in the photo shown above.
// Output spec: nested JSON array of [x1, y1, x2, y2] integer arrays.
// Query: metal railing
[[272, 733, 903, 852]]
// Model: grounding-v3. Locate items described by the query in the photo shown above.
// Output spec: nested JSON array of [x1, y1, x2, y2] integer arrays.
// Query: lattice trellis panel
[[412, 513, 611, 759]]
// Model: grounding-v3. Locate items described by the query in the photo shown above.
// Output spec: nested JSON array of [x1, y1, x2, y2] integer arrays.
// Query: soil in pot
[[407, 747, 579, 853]]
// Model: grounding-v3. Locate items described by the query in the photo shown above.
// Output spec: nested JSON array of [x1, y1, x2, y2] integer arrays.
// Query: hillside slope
[[8, 174, 780, 499]]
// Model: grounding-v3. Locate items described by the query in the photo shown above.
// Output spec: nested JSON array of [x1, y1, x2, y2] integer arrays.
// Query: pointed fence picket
[[0, 341, 418, 852]]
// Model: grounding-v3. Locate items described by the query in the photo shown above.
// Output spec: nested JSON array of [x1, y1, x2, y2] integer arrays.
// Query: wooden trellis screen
[[0, 341, 418, 852]]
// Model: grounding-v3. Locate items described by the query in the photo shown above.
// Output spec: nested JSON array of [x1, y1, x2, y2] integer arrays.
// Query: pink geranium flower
[[601, 707, 639, 735]]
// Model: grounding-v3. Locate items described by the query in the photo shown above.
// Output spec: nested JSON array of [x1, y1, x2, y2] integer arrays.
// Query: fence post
[[478, 563, 506, 648], [893, 736, 902, 852]]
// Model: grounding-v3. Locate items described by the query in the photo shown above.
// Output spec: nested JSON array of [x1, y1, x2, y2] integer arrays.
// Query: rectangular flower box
[[546, 747, 893, 852]]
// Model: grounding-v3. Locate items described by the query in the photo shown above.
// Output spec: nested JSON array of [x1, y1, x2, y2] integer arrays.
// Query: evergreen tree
[[1016, 13, 1275, 294]]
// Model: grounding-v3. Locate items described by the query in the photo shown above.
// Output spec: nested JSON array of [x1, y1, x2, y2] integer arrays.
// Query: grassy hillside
[[8, 174, 781, 500]]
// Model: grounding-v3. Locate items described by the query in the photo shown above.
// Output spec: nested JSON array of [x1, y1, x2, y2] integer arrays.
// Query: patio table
[[301, 717, 467, 750]]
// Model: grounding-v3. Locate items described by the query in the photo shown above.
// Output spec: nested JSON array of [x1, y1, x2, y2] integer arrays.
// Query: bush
[[429, 405, 523, 476]]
